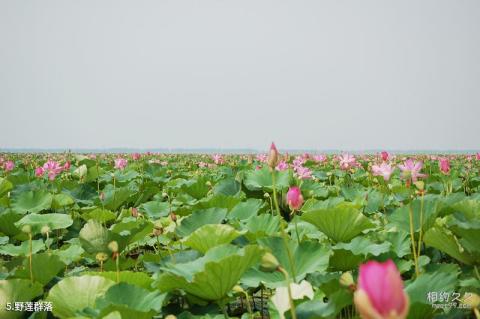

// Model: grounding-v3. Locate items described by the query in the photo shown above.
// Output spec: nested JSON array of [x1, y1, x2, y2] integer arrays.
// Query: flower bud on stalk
[[267, 142, 280, 169], [260, 252, 280, 272], [170, 212, 177, 223], [131, 207, 139, 218]]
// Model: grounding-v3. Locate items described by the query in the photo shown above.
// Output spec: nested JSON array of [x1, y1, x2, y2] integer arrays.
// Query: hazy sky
[[1, 1, 479, 151]]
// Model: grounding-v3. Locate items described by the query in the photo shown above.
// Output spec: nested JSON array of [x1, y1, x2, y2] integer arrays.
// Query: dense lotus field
[[0, 147, 480, 319]]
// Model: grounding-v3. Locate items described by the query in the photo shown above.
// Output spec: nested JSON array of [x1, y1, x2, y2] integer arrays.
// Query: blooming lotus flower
[[131, 153, 141, 161], [286, 186, 304, 210], [275, 160, 288, 171], [114, 158, 128, 170], [63, 161, 71, 171], [438, 158, 450, 174], [43, 160, 63, 180], [212, 154, 224, 165], [476, 153, 480, 160], [256, 153, 268, 163], [295, 166, 312, 179], [267, 143, 279, 169], [292, 156, 306, 167], [338, 153, 359, 170], [398, 159, 426, 183], [380, 151, 390, 162], [35, 167, 45, 177], [354, 260, 409, 319], [313, 154, 327, 163], [372, 163, 394, 181], [3, 160, 15, 172]]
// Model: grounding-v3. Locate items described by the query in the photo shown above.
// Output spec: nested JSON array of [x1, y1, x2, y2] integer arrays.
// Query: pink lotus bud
[[114, 158, 128, 170], [35, 167, 45, 177], [132, 153, 141, 161], [381, 151, 390, 162], [63, 161, 71, 171], [438, 158, 450, 174], [286, 186, 304, 211], [131, 207, 139, 217], [3, 161, 15, 172], [99, 192, 105, 201], [267, 142, 279, 169], [354, 260, 409, 319], [476, 153, 480, 161]]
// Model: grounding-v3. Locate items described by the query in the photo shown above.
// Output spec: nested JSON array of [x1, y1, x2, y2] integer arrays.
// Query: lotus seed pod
[[462, 292, 480, 309], [259, 252, 279, 272], [339, 272, 354, 287], [22, 225, 32, 234], [108, 241, 119, 253], [162, 192, 168, 198], [414, 181, 425, 191], [96, 252, 108, 262], [41, 225, 51, 235], [153, 225, 164, 237], [232, 285, 244, 293], [165, 315, 177, 319]]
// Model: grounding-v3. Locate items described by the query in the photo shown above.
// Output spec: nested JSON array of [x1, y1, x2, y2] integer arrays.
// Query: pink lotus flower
[[371, 163, 394, 181], [63, 161, 71, 171], [3, 160, 15, 172], [338, 153, 359, 170], [313, 154, 327, 163], [354, 260, 409, 319], [43, 160, 63, 180], [476, 153, 480, 160], [295, 166, 312, 180], [114, 158, 128, 170], [198, 161, 208, 168], [438, 158, 450, 174], [380, 151, 390, 162], [256, 153, 268, 163], [286, 186, 304, 210], [275, 160, 288, 171], [292, 156, 306, 167], [35, 167, 45, 177], [131, 153, 141, 161], [398, 159, 426, 183], [212, 154, 225, 165]]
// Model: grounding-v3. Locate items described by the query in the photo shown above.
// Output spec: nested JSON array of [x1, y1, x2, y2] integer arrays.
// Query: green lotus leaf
[[54, 244, 85, 265], [423, 226, 475, 265], [155, 244, 262, 301], [301, 203, 374, 242], [51, 193, 75, 209], [15, 253, 65, 285], [176, 208, 227, 237], [82, 208, 117, 223], [0, 239, 45, 257], [96, 283, 166, 313], [102, 186, 132, 211], [182, 224, 243, 253], [333, 236, 391, 257], [46, 275, 116, 319], [243, 214, 280, 241], [244, 167, 292, 191], [85, 271, 154, 291], [79, 220, 109, 254], [0, 279, 43, 319], [213, 178, 241, 196], [139, 201, 170, 219], [388, 196, 441, 233], [11, 190, 53, 214], [0, 177, 13, 197], [15, 213, 73, 234], [0, 210, 23, 237], [229, 198, 264, 220]]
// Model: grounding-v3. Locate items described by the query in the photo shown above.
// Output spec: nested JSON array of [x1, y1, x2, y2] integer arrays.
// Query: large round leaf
[[182, 224, 243, 253], [301, 203, 374, 242], [11, 190, 53, 214], [14, 213, 73, 235], [0, 279, 43, 319], [46, 275, 115, 319]]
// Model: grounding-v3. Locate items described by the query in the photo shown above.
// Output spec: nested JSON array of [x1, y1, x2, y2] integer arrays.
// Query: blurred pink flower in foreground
[[438, 158, 450, 174], [275, 160, 288, 171], [114, 158, 128, 170], [338, 153, 359, 170], [286, 186, 304, 210], [354, 260, 409, 319], [371, 163, 393, 181], [35, 167, 45, 177], [43, 160, 63, 180], [131, 153, 141, 161], [3, 160, 15, 172], [398, 159, 426, 182], [212, 154, 225, 165], [476, 153, 480, 160]]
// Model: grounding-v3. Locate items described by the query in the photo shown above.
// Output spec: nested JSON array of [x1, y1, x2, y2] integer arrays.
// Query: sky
[[1, 1, 479, 152]]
